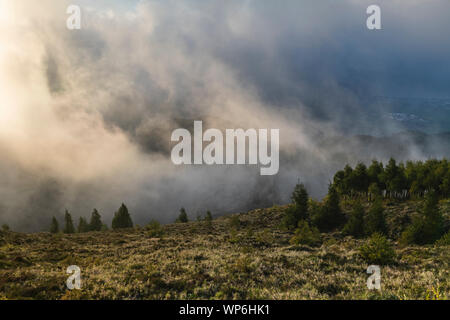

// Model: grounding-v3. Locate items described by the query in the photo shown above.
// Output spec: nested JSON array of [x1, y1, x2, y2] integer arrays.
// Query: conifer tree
[[77, 217, 89, 233], [112, 204, 134, 229], [365, 198, 387, 236], [401, 191, 444, 245], [176, 208, 189, 223], [312, 185, 345, 232], [89, 209, 103, 231], [343, 200, 365, 238], [283, 183, 309, 229], [50, 216, 59, 234], [63, 210, 75, 234]]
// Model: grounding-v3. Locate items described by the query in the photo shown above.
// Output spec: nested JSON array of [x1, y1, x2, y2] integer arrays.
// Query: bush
[[400, 191, 444, 245], [255, 229, 274, 246], [342, 200, 365, 238], [282, 204, 298, 230], [112, 204, 134, 229], [359, 233, 396, 265], [146, 219, 164, 238], [175, 208, 189, 223], [435, 231, 450, 246], [228, 215, 241, 229], [290, 220, 321, 246], [1, 224, 10, 232], [365, 198, 387, 236]]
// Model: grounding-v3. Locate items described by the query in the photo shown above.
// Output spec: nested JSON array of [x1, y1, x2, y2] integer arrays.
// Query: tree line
[[50, 203, 133, 234], [284, 169, 448, 247], [332, 158, 450, 199]]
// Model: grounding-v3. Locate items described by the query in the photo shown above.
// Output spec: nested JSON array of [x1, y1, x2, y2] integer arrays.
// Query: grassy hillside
[[0, 199, 449, 300]]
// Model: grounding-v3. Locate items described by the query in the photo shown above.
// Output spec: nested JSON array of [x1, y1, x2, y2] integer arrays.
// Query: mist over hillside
[[1, 1, 450, 231]]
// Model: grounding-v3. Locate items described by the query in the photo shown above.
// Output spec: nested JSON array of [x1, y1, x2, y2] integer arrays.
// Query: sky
[[0, 0, 449, 231]]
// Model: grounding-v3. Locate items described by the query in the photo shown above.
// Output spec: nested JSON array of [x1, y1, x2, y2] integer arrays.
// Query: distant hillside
[[318, 131, 450, 164]]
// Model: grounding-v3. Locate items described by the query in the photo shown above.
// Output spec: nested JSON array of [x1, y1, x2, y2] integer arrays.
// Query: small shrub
[[282, 205, 299, 230], [228, 229, 240, 244], [1, 224, 10, 232], [146, 219, 164, 238], [228, 215, 241, 229], [359, 233, 396, 265], [434, 231, 450, 246], [290, 220, 321, 246], [255, 229, 274, 246]]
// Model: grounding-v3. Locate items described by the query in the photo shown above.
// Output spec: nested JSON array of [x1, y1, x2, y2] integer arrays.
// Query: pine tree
[[204, 210, 213, 229], [343, 200, 365, 238], [421, 191, 443, 242], [111, 204, 134, 229], [312, 185, 345, 232], [291, 183, 309, 221], [50, 216, 59, 234], [351, 163, 369, 194], [365, 198, 387, 236], [63, 210, 75, 234], [401, 191, 444, 245], [283, 183, 309, 229], [77, 217, 89, 233], [205, 210, 213, 222], [89, 209, 103, 231], [176, 208, 189, 223]]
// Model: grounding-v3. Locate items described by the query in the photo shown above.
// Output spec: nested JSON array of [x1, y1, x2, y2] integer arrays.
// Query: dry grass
[[0, 201, 448, 300]]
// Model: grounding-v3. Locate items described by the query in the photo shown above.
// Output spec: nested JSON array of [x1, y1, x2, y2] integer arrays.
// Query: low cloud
[[0, 0, 449, 231]]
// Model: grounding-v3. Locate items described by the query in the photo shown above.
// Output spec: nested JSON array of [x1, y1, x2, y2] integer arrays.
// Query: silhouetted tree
[[63, 210, 75, 234], [89, 209, 103, 231], [77, 217, 89, 233], [50, 216, 59, 234], [112, 204, 133, 229], [176, 208, 189, 223]]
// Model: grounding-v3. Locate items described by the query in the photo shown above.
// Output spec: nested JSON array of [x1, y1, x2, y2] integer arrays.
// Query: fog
[[0, 0, 449, 231]]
